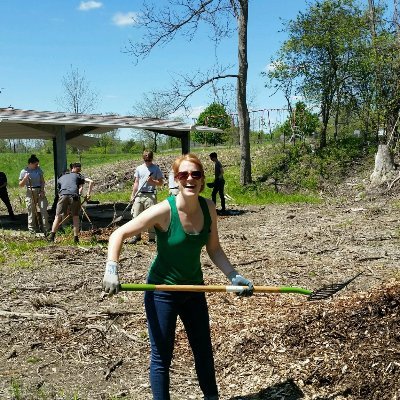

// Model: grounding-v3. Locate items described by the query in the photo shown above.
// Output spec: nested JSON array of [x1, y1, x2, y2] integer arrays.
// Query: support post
[[52, 126, 67, 210], [181, 131, 190, 154]]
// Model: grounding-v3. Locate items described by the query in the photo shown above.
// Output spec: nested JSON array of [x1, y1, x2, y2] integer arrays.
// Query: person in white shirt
[[128, 150, 164, 244]]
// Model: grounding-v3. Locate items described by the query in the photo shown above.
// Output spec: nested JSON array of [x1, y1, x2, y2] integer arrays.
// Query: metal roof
[[0, 107, 221, 146]]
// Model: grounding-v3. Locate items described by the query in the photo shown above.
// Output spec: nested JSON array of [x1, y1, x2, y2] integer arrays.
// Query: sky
[[0, 0, 310, 139]]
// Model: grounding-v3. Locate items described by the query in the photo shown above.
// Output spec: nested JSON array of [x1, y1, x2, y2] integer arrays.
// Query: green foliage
[[121, 139, 143, 154], [281, 101, 320, 139], [267, 0, 373, 147], [194, 103, 231, 145], [10, 378, 23, 400], [255, 137, 373, 192]]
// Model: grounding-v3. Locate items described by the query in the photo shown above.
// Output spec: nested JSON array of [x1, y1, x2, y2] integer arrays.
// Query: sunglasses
[[176, 170, 203, 180]]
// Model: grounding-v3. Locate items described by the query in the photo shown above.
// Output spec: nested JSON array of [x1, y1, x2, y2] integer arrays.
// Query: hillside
[[0, 148, 399, 399]]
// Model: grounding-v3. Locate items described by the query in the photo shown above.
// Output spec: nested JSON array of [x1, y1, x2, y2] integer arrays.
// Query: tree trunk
[[237, 0, 251, 185], [370, 144, 396, 186]]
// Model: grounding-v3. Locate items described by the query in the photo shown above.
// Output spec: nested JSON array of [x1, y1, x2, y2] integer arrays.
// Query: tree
[[132, 92, 173, 153], [194, 102, 230, 145], [280, 101, 319, 142], [56, 66, 98, 114], [96, 130, 119, 154], [126, 0, 252, 185], [267, 0, 369, 148], [367, 0, 400, 186]]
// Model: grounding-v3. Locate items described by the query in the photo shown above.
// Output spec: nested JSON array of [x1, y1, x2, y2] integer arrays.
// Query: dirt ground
[[0, 159, 399, 400]]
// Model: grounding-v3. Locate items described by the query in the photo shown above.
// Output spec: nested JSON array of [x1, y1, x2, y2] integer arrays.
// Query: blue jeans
[[144, 290, 218, 400]]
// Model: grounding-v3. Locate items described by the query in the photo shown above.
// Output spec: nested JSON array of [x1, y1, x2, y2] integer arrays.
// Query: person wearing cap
[[128, 150, 164, 244], [209, 152, 226, 214], [19, 154, 50, 234], [0, 171, 16, 220], [48, 162, 94, 244]]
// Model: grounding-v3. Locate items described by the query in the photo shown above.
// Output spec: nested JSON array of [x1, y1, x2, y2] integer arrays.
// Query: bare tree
[[56, 66, 98, 114], [126, 0, 252, 185], [132, 92, 173, 152]]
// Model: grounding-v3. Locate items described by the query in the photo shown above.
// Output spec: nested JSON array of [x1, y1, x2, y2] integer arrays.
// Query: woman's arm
[[107, 200, 170, 262], [205, 199, 254, 296], [205, 199, 236, 278]]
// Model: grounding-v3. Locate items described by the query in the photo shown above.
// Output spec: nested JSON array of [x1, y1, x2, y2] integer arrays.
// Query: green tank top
[[148, 195, 211, 285]]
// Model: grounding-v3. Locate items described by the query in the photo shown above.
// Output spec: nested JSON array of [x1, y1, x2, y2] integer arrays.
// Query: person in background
[[127, 150, 164, 244], [18, 154, 50, 234], [103, 153, 253, 400], [49, 162, 94, 244], [0, 171, 16, 220], [209, 152, 226, 214]]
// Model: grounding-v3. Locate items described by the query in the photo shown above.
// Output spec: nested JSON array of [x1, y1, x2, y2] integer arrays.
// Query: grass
[[0, 234, 49, 267], [0, 152, 138, 187]]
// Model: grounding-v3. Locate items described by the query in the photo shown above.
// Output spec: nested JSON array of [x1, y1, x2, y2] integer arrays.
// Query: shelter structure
[[0, 107, 221, 197]]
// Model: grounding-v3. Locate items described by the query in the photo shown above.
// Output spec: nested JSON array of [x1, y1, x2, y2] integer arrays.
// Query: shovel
[[120, 272, 362, 301], [108, 172, 153, 226]]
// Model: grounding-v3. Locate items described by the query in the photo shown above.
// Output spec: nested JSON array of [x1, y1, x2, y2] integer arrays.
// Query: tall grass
[[0, 153, 136, 187]]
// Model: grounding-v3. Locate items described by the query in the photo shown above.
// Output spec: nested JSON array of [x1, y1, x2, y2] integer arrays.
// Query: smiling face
[[172, 154, 205, 195], [176, 160, 204, 196]]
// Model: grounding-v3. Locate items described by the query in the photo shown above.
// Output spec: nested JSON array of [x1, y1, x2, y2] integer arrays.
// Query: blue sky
[[0, 1, 310, 138]]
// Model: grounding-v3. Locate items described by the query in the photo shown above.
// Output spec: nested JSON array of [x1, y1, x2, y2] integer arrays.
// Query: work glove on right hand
[[227, 271, 254, 297], [103, 260, 120, 295]]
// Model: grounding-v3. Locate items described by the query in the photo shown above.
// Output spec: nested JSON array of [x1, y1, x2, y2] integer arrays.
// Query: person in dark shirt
[[0, 171, 16, 220], [49, 163, 93, 244], [209, 152, 226, 214]]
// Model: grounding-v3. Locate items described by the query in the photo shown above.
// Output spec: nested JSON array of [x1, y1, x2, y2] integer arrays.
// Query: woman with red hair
[[103, 153, 253, 400]]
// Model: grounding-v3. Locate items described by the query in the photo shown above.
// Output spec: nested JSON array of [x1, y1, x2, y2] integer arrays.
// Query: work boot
[[204, 395, 218, 400], [48, 232, 56, 242], [74, 236, 79, 244]]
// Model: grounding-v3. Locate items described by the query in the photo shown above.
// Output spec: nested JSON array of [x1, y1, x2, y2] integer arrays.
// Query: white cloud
[[187, 106, 206, 121], [290, 95, 304, 102], [78, 1, 102, 11], [112, 12, 139, 27], [265, 60, 283, 73]]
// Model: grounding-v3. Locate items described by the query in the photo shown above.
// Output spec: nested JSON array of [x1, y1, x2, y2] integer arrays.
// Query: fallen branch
[[357, 256, 385, 262], [104, 359, 123, 380], [387, 172, 400, 192], [233, 256, 270, 267], [0, 310, 56, 319], [111, 324, 148, 345]]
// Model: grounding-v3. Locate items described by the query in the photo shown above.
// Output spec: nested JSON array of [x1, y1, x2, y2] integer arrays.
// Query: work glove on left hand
[[103, 260, 120, 295], [228, 271, 254, 297]]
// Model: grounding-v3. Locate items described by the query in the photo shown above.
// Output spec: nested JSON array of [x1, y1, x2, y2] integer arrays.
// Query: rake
[[120, 272, 362, 301]]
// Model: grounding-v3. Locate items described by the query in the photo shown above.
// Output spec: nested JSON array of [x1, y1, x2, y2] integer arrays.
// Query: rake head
[[308, 272, 363, 301]]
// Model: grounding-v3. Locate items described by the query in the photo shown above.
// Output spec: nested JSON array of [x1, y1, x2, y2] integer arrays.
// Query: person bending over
[[49, 162, 93, 244]]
